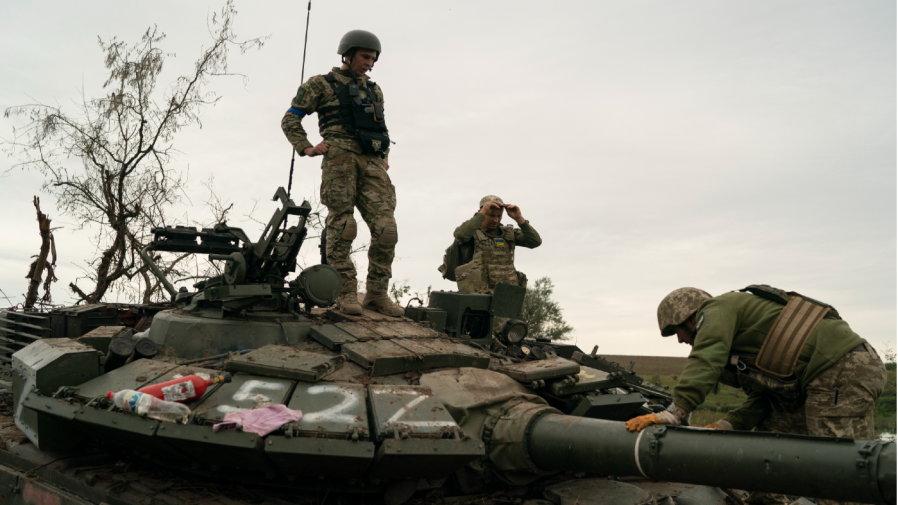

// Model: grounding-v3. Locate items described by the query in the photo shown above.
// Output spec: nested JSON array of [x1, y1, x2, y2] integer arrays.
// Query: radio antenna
[[287, 0, 312, 201]]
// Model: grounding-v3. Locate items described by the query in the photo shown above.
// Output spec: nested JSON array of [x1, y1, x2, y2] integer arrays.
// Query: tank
[[1, 187, 894, 505]]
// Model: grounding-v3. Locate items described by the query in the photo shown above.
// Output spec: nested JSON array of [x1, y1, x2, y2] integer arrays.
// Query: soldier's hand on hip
[[303, 142, 329, 157], [479, 201, 503, 216], [505, 204, 525, 224]]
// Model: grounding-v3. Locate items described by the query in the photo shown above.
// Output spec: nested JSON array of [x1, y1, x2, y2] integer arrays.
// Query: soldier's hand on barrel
[[303, 142, 329, 157], [625, 410, 681, 432], [479, 201, 504, 216], [703, 419, 733, 430], [505, 204, 525, 224], [625, 413, 661, 432]]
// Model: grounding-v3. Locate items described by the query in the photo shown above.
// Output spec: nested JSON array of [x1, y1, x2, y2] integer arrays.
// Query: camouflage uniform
[[281, 67, 396, 295], [659, 290, 887, 505], [452, 213, 541, 295], [456, 227, 523, 294], [747, 343, 886, 505], [452, 210, 541, 335]]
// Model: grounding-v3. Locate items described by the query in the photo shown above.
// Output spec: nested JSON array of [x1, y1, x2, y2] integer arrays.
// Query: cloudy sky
[[1, 1, 894, 358]]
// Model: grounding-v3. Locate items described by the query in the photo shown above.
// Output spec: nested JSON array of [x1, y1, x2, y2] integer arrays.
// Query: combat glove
[[703, 419, 733, 430], [625, 405, 687, 432]]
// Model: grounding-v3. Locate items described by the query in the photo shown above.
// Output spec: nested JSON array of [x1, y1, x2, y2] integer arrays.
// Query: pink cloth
[[212, 404, 303, 436]]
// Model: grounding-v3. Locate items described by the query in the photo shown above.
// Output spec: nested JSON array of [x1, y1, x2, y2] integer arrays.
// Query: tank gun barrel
[[528, 414, 895, 505]]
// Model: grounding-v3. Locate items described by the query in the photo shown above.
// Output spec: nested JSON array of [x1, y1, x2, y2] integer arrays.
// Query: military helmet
[[479, 195, 504, 208], [657, 287, 712, 336], [338, 30, 381, 59]]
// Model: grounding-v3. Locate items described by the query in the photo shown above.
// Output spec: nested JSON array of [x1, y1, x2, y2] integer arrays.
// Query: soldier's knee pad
[[341, 215, 358, 241], [376, 217, 398, 247]]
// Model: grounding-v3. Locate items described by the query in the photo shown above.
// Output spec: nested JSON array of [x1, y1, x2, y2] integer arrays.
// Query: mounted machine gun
[[140, 187, 341, 316]]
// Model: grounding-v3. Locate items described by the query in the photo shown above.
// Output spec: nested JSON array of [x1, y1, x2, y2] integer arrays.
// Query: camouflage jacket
[[452, 213, 541, 294], [453, 213, 542, 249], [672, 291, 865, 430], [281, 67, 388, 156]]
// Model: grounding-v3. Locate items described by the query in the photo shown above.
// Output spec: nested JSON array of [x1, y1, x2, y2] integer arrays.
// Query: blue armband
[[287, 106, 306, 118]]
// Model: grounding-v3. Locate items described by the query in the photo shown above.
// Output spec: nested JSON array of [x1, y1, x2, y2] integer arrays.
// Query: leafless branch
[[3, 1, 265, 303], [0, 289, 14, 308]]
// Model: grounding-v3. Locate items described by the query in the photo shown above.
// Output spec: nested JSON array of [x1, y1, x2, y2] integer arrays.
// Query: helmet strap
[[341, 49, 377, 71], [341, 49, 357, 65], [678, 322, 697, 343]]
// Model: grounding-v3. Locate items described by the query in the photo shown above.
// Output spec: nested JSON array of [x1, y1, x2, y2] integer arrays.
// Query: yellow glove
[[626, 413, 662, 432], [625, 410, 681, 432]]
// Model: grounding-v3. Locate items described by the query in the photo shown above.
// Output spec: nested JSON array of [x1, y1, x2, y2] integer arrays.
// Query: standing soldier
[[281, 30, 403, 317], [626, 286, 887, 505], [440, 195, 542, 294]]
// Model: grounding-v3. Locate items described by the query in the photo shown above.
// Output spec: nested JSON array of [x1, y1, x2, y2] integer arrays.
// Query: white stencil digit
[[301, 384, 363, 424], [216, 380, 285, 414], [372, 388, 456, 429]]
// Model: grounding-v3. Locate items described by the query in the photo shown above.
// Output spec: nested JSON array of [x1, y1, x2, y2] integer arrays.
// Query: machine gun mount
[[140, 187, 341, 316]]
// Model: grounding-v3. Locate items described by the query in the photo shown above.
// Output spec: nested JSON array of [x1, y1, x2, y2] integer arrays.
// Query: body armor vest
[[318, 74, 389, 156], [719, 285, 841, 409], [454, 227, 525, 294]]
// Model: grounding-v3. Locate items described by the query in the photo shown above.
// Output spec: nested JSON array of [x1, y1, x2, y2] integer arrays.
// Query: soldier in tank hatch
[[439, 195, 542, 294], [627, 286, 887, 505], [281, 30, 403, 317]]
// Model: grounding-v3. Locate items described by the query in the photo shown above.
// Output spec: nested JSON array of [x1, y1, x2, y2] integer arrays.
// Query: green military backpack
[[438, 240, 474, 282]]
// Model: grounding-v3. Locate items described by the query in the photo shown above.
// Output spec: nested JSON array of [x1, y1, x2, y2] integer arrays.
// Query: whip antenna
[[287, 0, 312, 200]]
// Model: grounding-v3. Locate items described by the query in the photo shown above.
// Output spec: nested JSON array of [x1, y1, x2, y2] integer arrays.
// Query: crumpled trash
[[212, 404, 303, 436]]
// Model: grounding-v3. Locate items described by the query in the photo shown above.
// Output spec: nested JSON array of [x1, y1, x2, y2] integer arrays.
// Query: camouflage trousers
[[747, 343, 887, 505], [320, 145, 397, 295]]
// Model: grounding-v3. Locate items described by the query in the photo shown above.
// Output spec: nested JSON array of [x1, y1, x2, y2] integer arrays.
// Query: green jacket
[[281, 67, 388, 156], [454, 214, 542, 248], [673, 291, 864, 430]]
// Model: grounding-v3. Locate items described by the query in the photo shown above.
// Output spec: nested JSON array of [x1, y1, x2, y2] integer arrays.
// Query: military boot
[[362, 292, 405, 317], [337, 292, 363, 315]]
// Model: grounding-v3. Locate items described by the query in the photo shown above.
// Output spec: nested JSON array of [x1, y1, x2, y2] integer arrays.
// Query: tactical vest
[[454, 227, 525, 294], [317, 74, 389, 156], [740, 284, 840, 377], [719, 285, 842, 409]]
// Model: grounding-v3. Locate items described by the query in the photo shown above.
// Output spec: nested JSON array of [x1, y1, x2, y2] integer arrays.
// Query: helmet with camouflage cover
[[338, 30, 381, 61], [657, 287, 712, 336], [479, 195, 504, 208]]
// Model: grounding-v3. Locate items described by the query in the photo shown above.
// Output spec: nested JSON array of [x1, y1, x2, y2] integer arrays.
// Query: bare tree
[[3, 1, 266, 304], [23, 197, 57, 309], [0, 289, 14, 310]]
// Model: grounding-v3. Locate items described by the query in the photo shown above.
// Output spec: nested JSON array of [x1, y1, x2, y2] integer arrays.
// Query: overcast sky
[[1, 1, 894, 358]]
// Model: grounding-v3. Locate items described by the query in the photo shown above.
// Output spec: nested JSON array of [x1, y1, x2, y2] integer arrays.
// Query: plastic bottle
[[106, 389, 191, 424], [137, 373, 231, 403]]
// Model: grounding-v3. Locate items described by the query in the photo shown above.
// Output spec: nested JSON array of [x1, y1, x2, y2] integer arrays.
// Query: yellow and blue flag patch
[[494, 238, 506, 247]]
